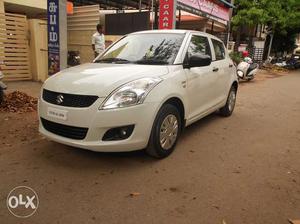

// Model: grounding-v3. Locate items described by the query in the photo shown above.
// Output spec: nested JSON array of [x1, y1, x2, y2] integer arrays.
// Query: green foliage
[[229, 51, 242, 64], [232, 0, 300, 53], [232, 0, 300, 34]]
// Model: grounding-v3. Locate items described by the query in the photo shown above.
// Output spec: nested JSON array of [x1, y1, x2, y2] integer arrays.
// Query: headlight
[[100, 77, 162, 110], [237, 70, 244, 78]]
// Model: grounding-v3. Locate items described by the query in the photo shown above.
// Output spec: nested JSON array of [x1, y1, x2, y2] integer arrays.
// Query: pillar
[[47, 0, 67, 76], [0, 0, 4, 13]]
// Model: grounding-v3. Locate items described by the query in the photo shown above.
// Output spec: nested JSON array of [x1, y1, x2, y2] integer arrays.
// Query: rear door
[[210, 38, 232, 102], [184, 34, 219, 121]]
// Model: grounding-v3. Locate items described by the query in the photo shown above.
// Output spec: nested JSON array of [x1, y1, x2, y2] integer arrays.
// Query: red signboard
[[159, 0, 176, 29]]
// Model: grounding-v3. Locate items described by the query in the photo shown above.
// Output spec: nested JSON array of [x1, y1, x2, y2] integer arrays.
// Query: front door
[[184, 34, 218, 121]]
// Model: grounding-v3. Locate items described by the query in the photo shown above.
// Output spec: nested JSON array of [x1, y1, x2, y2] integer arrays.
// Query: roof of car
[[131, 29, 223, 42]]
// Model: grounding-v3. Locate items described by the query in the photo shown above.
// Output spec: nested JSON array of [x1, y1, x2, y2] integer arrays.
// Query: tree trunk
[[248, 26, 254, 48], [267, 33, 274, 59], [234, 26, 241, 52]]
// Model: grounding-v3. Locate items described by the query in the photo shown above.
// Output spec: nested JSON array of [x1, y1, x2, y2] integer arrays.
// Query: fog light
[[102, 125, 134, 141], [120, 129, 127, 136]]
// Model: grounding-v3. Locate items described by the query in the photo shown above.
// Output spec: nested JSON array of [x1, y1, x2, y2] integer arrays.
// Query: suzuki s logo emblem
[[56, 94, 64, 104]]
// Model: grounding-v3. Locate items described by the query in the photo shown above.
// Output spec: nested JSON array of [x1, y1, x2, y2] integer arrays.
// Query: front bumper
[[38, 97, 160, 152]]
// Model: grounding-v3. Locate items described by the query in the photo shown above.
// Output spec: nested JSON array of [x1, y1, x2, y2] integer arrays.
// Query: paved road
[[0, 71, 300, 224]]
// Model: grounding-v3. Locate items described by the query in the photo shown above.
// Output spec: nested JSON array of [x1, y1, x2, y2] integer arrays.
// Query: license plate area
[[47, 107, 68, 120]]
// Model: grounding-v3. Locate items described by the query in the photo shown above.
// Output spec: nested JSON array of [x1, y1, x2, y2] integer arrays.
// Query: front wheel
[[146, 104, 182, 159], [219, 86, 237, 117]]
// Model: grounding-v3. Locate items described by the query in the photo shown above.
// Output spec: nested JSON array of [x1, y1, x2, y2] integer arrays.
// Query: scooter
[[0, 62, 7, 104], [237, 57, 259, 81]]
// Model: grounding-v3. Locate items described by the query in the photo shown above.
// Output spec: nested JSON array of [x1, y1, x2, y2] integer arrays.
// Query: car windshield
[[95, 33, 185, 65]]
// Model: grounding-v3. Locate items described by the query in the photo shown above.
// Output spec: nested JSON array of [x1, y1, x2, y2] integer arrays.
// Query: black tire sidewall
[[220, 86, 237, 117], [150, 104, 182, 158]]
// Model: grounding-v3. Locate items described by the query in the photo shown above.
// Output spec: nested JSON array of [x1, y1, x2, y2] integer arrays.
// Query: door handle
[[212, 67, 219, 72], [229, 64, 233, 68]]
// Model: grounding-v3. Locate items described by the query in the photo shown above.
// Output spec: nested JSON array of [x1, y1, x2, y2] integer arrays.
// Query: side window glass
[[186, 35, 211, 59], [212, 39, 225, 60]]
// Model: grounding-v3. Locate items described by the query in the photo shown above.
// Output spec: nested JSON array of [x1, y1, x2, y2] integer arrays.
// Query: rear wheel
[[219, 86, 237, 117], [146, 104, 182, 158]]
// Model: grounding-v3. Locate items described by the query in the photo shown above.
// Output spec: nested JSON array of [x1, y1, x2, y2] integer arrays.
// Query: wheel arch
[[162, 97, 186, 130]]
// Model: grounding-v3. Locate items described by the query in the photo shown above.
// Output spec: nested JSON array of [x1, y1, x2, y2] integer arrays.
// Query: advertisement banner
[[178, 0, 230, 21], [47, 0, 60, 75], [159, 0, 177, 29]]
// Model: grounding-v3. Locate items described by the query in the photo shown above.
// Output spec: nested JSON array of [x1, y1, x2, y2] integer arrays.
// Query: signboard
[[178, 0, 230, 21], [159, 0, 177, 29], [47, 0, 60, 75], [67, 1, 73, 15]]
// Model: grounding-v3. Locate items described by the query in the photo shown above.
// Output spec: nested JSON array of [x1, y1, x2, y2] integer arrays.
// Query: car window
[[186, 35, 211, 59], [212, 39, 225, 61]]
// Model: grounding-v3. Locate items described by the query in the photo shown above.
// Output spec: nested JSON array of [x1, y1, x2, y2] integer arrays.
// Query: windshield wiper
[[135, 59, 169, 65], [95, 58, 132, 64]]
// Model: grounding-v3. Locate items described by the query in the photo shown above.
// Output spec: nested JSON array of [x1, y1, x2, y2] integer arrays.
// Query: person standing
[[92, 24, 105, 58]]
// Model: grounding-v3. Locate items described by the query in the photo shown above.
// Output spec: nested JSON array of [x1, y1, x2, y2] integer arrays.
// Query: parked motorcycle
[[237, 57, 259, 81], [0, 62, 7, 104], [67, 51, 81, 67], [285, 54, 300, 70]]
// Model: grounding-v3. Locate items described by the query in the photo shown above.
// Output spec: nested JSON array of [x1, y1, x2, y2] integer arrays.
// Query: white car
[[39, 30, 237, 158]]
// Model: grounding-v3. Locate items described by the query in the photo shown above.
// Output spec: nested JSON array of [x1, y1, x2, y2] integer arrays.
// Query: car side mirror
[[184, 54, 211, 69]]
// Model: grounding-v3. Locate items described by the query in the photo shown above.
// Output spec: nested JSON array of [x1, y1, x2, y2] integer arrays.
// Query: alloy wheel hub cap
[[159, 114, 178, 150], [228, 90, 236, 112]]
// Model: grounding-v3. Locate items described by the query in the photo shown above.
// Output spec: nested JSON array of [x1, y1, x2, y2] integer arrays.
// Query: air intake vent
[[41, 118, 88, 140]]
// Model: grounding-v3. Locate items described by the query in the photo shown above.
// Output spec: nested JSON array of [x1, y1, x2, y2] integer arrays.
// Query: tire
[[146, 104, 182, 159], [219, 86, 237, 117]]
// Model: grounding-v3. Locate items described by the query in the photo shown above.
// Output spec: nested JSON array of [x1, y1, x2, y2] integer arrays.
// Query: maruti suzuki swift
[[39, 30, 238, 158]]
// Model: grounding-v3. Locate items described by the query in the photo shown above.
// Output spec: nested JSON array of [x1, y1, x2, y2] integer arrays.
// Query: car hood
[[43, 63, 169, 97]]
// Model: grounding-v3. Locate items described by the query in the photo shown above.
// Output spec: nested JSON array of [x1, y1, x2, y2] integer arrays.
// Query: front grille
[[42, 89, 98, 107], [41, 118, 88, 140]]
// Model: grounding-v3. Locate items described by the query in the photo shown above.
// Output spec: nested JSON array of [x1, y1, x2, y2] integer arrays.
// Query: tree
[[231, 0, 268, 50], [231, 0, 300, 54], [272, 31, 299, 55]]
